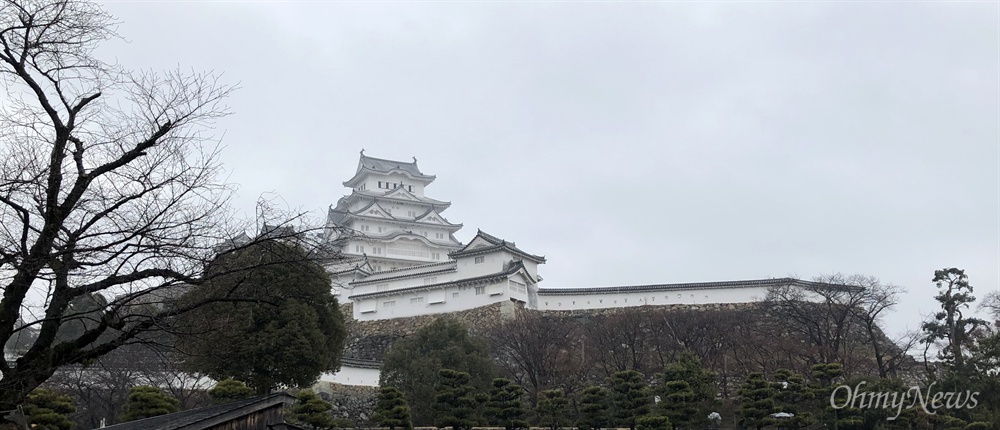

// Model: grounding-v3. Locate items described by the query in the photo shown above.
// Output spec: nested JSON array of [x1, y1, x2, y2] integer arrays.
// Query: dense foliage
[[119, 386, 179, 422], [287, 390, 338, 430], [433, 369, 479, 430], [484, 378, 528, 430], [373, 386, 413, 430], [208, 379, 254, 404], [380, 318, 494, 425], [22, 388, 76, 430], [177, 239, 347, 394]]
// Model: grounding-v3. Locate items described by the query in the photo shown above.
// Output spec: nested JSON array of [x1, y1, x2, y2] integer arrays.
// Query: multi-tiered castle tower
[[326, 151, 464, 271], [324, 152, 546, 320]]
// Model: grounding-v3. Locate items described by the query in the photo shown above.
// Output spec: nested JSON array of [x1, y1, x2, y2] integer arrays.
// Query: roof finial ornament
[[360, 149, 365, 155], [412, 156, 417, 163]]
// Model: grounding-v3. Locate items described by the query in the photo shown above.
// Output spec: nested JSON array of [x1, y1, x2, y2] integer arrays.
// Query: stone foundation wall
[[340, 300, 757, 362], [341, 300, 511, 361], [312, 381, 379, 426]]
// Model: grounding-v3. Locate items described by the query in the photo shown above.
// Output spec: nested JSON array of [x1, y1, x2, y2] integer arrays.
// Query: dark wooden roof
[[101, 393, 295, 430]]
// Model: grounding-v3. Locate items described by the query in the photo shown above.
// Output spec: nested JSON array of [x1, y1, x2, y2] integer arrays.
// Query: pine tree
[[576, 386, 610, 430], [120, 386, 180, 422], [484, 378, 527, 430], [208, 379, 254, 404], [287, 390, 337, 430], [635, 415, 671, 430], [658, 352, 717, 429], [771, 369, 815, 429], [434, 369, 478, 430], [921, 268, 988, 376], [658, 380, 697, 429], [22, 388, 76, 430], [374, 386, 413, 430], [381, 319, 495, 425], [809, 363, 851, 429], [736, 372, 776, 430], [535, 389, 570, 430], [610, 370, 653, 430]]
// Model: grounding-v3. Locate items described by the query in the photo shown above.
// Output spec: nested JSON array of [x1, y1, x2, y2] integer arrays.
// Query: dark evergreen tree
[[433, 369, 478, 430], [660, 352, 716, 405], [373, 387, 413, 430], [657, 352, 718, 429], [22, 388, 76, 430], [576, 386, 611, 430], [381, 319, 495, 425], [771, 369, 815, 429], [610, 370, 653, 430], [535, 389, 570, 430], [178, 240, 347, 394], [658, 380, 697, 430], [208, 379, 254, 404], [635, 415, 671, 430], [808, 363, 868, 430], [736, 372, 776, 430], [921, 268, 988, 376], [484, 378, 528, 430], [120, 386, 180, 422], [287, 390, 337, 430]]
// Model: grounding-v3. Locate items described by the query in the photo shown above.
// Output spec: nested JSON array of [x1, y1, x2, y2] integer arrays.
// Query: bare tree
[[761, 276, 868, 371], [484, 308, 589, 405], [584, 309, 652, 377], [0, 0, 306, 413]]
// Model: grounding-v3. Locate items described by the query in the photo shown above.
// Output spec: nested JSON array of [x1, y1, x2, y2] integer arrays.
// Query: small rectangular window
[[475, 286, 485, 295], [452, 292, 459, 298], [382, 301, 395, 308], [410, 297, 425, 304], [474, 256, 485, 264]]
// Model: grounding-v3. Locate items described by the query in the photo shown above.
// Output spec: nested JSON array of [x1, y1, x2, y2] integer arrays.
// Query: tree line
[[379, 269, 999, 429]]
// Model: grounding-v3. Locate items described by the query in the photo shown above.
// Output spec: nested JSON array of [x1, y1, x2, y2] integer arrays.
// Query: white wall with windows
[[535, 286, 770, 311], [350, 277, 517, 320]]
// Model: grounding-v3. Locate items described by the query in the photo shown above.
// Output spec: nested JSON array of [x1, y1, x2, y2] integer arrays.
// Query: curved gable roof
[[450, 229, 546, 263], [344, 152, 436, 186]]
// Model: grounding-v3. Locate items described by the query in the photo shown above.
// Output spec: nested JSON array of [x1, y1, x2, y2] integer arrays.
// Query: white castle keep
[[322, 152, 845, 322]]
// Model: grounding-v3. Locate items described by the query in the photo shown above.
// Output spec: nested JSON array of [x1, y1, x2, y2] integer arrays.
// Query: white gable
[[361, 202, 392, 218]]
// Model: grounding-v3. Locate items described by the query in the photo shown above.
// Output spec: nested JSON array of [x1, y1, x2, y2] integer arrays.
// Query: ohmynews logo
[[830, 381, 979, 421]]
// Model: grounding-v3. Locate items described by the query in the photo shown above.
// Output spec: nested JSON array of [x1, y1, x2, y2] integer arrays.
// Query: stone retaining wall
[[341, 300, 757, 362], [312, 381, 379, 426], [341, 300, 510, 361]]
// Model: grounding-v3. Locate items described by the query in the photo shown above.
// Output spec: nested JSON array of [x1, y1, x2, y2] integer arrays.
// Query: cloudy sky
[[99, 1, 998, 336]]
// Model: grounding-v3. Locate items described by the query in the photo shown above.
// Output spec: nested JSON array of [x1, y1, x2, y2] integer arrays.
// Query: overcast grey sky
[[100, 1, 998, 337]]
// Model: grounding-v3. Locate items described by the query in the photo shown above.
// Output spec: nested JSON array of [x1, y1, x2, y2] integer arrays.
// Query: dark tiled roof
[[357, 153, 433, 179], [537, 278, 862, 296], [341, 357, 384, 369], [347, 189, 451, 208], [327, 203, 463, 233], [350, 260, 529, 300], [351, 262, 458, 286], [101, 393, 295, 430], [343, 153, 436, 187], [449, 230, 546, 264]]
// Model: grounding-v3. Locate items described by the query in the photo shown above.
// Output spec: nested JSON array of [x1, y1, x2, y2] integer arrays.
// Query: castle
[[322, 152, 846, 322]]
